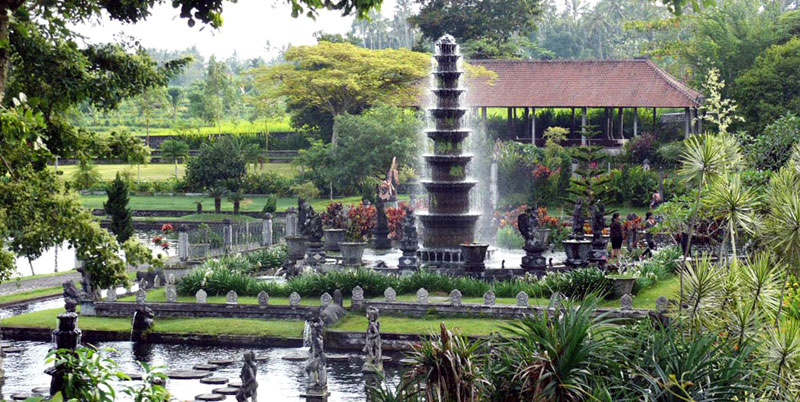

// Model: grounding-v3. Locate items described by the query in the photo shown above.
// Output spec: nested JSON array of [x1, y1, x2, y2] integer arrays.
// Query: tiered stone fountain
[[418, 35, 480, 263]]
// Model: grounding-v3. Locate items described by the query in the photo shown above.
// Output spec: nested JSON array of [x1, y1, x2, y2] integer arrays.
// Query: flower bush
[[345, 202, 376, 242], [321, 202, 347, 229], [385, 202, 407, 240]]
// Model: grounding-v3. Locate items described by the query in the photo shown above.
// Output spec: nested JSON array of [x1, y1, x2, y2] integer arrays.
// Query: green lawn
[[80, 194, 407, 213], [55, 162, 297, 181], [2, 308, 305, 337], [0, 286, 62, 305], [331, 314, 509, 336], [133, 213, 259, 223], [82, 118, 294, 137], [600, 276, 680, 309]]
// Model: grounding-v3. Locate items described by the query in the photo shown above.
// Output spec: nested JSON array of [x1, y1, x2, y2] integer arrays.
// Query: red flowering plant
[[533, 164, 552, 179], [386, 202, 408, 240], [161, 223, 174, 234], [151, 236, 170, 251], [345, 202, 376, 242], [321, 202, 347, 229]]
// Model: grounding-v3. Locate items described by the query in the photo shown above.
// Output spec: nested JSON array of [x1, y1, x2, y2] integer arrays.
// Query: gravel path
[[0, 271, 81, 296]]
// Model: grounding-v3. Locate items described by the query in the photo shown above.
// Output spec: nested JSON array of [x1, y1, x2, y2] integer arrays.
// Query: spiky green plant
[[704, 173, 761, 259], [681, 254, 725, 336], [71, 160, 102, 190], [404, 322, 487, 402], [761, 319, 800, 397], [497, 296, 623, 401]]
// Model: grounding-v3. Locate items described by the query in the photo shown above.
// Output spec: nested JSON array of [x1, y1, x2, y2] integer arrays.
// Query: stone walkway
[[0, 270, 80, 296]]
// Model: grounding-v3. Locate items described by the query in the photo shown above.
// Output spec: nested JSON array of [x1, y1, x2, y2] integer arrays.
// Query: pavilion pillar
[[684, 107, 691, 138], [581, 107, 588, 146], [523, 107, 530, 140], [618, 107, 624, 139], [633, 108, 639, 137], [531, 107, 536, 144], [697, 108, 704, 134], [507, 107, 512, 137], [570, 108, 576, 136], [605, 108, 611, 139], [481, 107, 488, 133]]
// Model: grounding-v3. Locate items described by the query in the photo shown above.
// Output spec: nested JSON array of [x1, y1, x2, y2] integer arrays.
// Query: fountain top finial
[[436, 34, 456, 45]]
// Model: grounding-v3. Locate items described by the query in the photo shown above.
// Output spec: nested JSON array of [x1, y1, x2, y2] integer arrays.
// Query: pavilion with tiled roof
[[464, 59, 704, 147]]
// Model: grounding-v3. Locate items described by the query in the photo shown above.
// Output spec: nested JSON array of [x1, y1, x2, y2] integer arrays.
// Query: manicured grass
[[119, 288, 353, 308], [2, 308, 304, 337], [0, 286, 62, 304], [600, 276, 680, 309], [133, 213, 259, 223], [331, 314, 509, 336], [55, 162, 297, 181], [80, 194, 407, 213]]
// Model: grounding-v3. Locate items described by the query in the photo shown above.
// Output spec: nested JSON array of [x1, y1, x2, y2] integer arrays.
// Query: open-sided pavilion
[[465, 59, 704, 147]]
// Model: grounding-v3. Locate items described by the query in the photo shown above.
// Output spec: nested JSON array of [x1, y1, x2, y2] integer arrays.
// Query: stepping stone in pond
[[208, 359, 234, 366], [228, 380, 242, 388], [212, 387, 239, 395], [31, 387, 49, 395], [3, 347, 24, 354], [254, 355, 268, 362], [200, 377, 229, 385], [165, 370, 212, 380], [10, 394, 30, 401], [281, 353, 307, 361], [125, 373, 143, 381], [195, 393, 225, 401], [1, 342, 11, 348], [326, 354, 351, 362], [193, 363, 219, 371]]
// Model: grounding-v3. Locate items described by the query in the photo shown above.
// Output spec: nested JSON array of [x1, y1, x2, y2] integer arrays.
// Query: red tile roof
[[463, 59, 703, 108]]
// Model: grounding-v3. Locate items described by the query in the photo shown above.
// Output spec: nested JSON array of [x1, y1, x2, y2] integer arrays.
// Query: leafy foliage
[[184, 137, 246, 190], [103, 173, 134, 243], [747, 113, 800, 171]]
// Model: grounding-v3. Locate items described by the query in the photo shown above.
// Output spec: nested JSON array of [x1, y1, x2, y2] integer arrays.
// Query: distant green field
[[81, 117, 294, 137], [80, 194, 400, 213], [55, 162, 298, 181]]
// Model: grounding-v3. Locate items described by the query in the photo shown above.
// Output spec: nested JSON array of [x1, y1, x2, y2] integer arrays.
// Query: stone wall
[[357, 301, 648, 320], [95, 301, 312, 320]]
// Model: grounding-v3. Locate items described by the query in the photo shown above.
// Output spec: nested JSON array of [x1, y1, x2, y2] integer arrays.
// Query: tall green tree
[[134, 85, 168, 147], [159, 139, 190, 178], [104, 173, 134, 243], [251, 42, 429, 145], [185, 136, 246, 191]]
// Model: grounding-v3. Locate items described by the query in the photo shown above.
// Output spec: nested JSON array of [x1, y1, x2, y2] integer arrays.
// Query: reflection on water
[[1, 340, 398, 401], [0, 297, 64, 320]]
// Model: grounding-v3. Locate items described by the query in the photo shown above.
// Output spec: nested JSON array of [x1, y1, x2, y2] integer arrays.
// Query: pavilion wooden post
[[652, 108, 657, 136], [531, 107, 536, 144], [684, 107, 691, 138], [633, 107, 639, 137], [618, 107, 624, 139], [481, 107, 488, 133], [570, 108, 576, 136], [581, 107, 588, 146], [605, 108, 611, 139], [523, 107, 530, 140]]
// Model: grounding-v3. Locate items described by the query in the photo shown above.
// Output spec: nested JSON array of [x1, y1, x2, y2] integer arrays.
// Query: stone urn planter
[[339, 242, 367, 266], [323, 229, 346, 252], [285, 236, 308, 261], [461, 243, 489, 273], [607, 275, 637, 298]]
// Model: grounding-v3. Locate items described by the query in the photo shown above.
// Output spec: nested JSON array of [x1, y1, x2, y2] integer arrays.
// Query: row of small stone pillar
[[176, 214, 275, 261]]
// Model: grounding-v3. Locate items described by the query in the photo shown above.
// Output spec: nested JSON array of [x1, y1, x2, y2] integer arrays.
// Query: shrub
[[747, 113, 800, 171], [262, 195, 277, 214], [185, 137, 247, 191], [290, 180, 321, 199], [245, 243, 288, 272], [321, 202, 347, 229], [605, 166, 658, 207], [622, 133, 657, 164], [242, 171, 292, 195], [496, 226, 524, 249]]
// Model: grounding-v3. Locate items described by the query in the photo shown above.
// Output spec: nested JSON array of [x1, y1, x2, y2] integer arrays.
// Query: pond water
[[1, 340, 400, 401]]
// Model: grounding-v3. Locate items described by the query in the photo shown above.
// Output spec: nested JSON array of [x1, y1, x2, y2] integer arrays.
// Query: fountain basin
[[418, 213, 480, 249], [426, 130, 470, 142]]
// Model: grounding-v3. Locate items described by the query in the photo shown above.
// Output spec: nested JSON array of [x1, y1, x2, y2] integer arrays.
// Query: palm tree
[[207, 185, 228, 214], [227, 191, 246, 215], [159, 139, 189, 178], [71, 160, 102, 190], [705, 173, 760, 260], [242, 143, 261, 172]]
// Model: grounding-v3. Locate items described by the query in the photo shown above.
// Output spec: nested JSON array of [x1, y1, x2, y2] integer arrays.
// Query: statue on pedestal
[[236, 351, 258, 402], [518, 206, 549, 274], [569, 199, 585, 239], [305, 311, 328, 396], [62, 281, 80, 312], [46, 312, 82, 396], [362, 307, 382, 372], [131, 302, 155, 342]]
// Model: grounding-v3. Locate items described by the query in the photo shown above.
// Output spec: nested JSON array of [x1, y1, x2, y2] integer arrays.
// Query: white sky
[[73, 0, 400, 60]]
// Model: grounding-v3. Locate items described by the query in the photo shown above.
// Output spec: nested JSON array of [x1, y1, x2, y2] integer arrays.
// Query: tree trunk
[[0, 11, 9, 105], [215, 197, 221, 214], [174, 161, 179, 179], [234, 201, 240, 215]]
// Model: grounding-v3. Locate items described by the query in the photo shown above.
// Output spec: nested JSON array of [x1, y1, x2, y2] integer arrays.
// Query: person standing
[[610, 213, 623, 262], [642, 212, 657, 259]]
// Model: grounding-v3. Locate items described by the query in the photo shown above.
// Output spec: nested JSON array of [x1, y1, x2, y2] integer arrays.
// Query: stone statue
[[591, 203, 606, 244], [76, 267, 100, 301], [131, 303, 155, 342], [378, 157, 399, 202], [62, 281, 80, 313], [304, 311, 328, 395], [305, 208, 324, 243], [46, 312, 82, 396], [373, 194, 391, 249], [517, 206, 540, 248], [398, 206, 419, 270], [297, 197, 310, 237], [570, 199, 585, 239], [235, 351, 258, 402], [362, 306, 382, 372]]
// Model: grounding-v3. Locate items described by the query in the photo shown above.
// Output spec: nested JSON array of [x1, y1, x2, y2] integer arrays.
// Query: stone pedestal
[[262, 213, 274, 246], [178, 225, 189, 262], [47, 313, 82, 396], [286, 208, 298, 237], [588, 239, 609, 270], [305, 241, 326, 266], [461, 243, 489, 277]]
